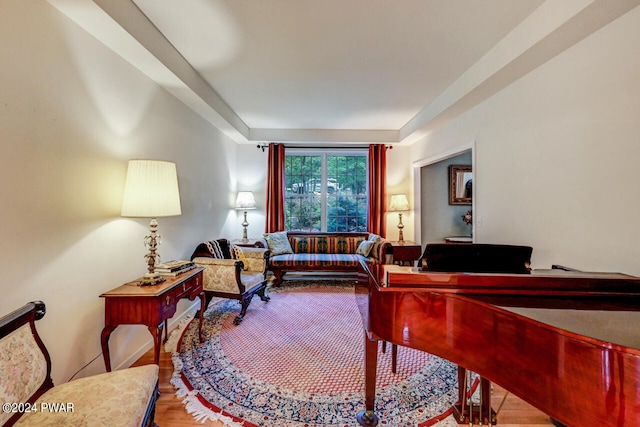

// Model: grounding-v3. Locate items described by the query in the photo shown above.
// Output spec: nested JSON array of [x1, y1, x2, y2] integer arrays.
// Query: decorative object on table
[[154, 259, 196, 276], [462, 209, 472, 237], [388, 194, 409, 242], [167, 282, 459, 427], [235, 191, 257, 243], [121, 160, 182, 285]]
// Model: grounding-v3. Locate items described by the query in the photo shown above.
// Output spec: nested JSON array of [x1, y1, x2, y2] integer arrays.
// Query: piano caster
[[356, 410, 379, 426]]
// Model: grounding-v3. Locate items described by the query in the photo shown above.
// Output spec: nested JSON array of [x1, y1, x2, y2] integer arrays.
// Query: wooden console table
[[100, 267, 205, 371]]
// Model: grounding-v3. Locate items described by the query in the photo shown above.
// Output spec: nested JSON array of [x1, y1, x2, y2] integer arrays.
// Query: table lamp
[[388, 194, 409, 242], [121, 160, 182, 285], [235, 191, 257, 242]]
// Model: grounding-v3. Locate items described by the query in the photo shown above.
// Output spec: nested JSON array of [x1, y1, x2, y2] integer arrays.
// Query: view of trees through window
[[284, 151, 368, 232]]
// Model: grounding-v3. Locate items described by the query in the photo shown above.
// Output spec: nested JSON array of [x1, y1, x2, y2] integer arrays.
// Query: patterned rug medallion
[[168, 282, 459, 427]]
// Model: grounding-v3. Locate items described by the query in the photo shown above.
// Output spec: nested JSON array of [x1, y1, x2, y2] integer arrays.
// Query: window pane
[[284, 152, 367, 232]]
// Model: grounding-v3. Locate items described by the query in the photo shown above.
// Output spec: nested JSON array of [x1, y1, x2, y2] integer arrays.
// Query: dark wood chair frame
[[202, 250, 271, 325]]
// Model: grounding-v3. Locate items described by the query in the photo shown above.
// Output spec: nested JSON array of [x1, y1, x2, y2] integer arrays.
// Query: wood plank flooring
[[133, 341, 554, 427]]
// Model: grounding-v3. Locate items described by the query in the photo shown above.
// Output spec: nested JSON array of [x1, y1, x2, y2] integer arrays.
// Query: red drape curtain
[[367, 144, 386, 237], [265, 143, 286, 233]]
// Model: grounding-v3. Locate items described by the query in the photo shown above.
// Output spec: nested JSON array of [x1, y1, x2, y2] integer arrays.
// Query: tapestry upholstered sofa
[[256, 231, 390, 286], [0, 301, 159, 427]]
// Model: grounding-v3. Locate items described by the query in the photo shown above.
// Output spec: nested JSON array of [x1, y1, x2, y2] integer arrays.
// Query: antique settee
[[257, 231, 390, 286], [0, 301, 159, 427], [191, 238, 270, 324]]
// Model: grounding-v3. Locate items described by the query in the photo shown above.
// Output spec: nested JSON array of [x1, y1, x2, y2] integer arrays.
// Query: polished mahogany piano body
[[355, 262, 640, 426]]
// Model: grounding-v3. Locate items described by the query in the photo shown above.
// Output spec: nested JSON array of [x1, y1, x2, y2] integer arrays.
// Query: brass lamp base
[[139, 274, 165, 286], [397, 212, 405, 242], [139, 217, 165, 286], [241, 210, 250, 242]]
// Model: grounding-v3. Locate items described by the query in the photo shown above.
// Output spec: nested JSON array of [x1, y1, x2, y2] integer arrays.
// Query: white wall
[[234, 143, 269, 238], [0, 0, 237, 383], [410, 5, 640, 275], [385, 145, 416, 242]]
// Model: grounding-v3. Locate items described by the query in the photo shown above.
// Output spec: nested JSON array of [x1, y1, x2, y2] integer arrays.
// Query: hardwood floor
[[132, 337, 554, 427]]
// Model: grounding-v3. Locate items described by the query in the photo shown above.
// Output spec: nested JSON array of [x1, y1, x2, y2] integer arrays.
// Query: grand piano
[[355, 260, 640, 426]]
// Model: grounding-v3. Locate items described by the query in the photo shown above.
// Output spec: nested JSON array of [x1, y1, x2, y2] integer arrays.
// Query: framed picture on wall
[[449, 165, 472, 205]]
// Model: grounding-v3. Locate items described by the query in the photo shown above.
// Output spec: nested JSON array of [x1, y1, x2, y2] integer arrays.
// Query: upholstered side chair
[[191, 239, 270, 325]]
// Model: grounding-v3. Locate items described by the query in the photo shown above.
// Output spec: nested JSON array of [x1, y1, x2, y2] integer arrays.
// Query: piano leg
[[357, 335, 379, 426]]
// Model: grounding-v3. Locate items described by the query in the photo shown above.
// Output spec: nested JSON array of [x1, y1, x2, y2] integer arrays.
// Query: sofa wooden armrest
[[0, 301, 159, 427]]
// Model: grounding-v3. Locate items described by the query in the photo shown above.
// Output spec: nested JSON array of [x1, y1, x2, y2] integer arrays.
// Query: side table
[[231, 238, 263, 248], [100, 267, 205, 371], [387, 241, 422, 266]]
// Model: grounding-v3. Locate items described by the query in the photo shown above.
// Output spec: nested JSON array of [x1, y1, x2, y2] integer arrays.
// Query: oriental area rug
[[166, 282, 460, 427]]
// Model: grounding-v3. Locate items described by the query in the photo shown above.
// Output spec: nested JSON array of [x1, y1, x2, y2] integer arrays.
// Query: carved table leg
[[100, 325, 116, 372], [148, 324, 163, 365], [162, 319, 168, 343]]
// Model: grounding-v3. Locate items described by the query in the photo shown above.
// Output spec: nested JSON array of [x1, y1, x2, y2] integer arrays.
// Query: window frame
[[284, 148, 369, 232]]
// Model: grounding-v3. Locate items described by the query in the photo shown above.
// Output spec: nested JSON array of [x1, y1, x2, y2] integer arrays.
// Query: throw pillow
[[368, 233, 382, 242], [190, 239, 232, 260], [290, 236, 310, 253], [367, 233, 383, 261], [356, 240, 375, 257], [232, 245, 249, 270], [263, 231, 293, 255]]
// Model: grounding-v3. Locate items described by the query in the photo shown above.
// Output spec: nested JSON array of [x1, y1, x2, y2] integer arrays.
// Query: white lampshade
[[388, 194, 409, 212], [235, 191, 257, 210], [121, 160, 182, 218]]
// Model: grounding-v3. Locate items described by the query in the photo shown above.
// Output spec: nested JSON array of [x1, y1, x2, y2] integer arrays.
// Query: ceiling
[[49, 0, 640, 145]]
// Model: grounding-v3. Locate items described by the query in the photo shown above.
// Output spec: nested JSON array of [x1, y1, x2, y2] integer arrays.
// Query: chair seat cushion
[[15, 364, 158, 427], [240, 271, 267, 288], [269, 253, 367, 268]]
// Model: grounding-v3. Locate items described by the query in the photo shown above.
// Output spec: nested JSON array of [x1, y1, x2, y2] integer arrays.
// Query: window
[[284, 150, 368, 232]]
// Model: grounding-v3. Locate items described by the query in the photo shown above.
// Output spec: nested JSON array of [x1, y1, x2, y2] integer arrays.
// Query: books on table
[[154, 260, 196, 276]]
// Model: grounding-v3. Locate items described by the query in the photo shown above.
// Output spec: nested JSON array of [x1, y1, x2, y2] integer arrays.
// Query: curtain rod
[[256, 144, 392, 152]]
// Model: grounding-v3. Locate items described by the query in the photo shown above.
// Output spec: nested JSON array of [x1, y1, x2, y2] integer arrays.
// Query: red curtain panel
[[367, 144, 386, 237], [265, 143, 286, 232]]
